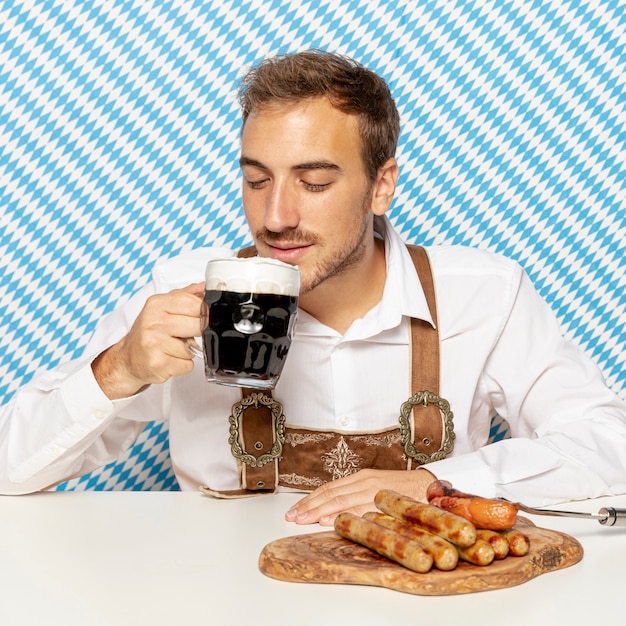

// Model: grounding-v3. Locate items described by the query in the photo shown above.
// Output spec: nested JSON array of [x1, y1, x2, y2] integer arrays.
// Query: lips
[[265, 242, 312, 263]]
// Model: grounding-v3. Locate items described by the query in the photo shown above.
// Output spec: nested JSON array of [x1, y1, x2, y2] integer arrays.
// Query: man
[[1, 51, 625, 525]]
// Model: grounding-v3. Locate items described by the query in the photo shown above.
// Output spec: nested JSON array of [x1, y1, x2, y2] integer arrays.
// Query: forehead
[[241, 98, 364, 169]]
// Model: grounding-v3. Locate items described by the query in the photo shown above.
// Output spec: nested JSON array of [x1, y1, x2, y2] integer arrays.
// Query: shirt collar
[[369, 214, 435, 330]]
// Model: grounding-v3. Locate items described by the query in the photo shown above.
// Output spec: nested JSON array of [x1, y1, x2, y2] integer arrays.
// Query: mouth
[[264, 242, 312, 263]]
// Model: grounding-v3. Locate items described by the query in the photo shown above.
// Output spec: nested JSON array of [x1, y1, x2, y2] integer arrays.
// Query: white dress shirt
[[1, 216, 625, 503]]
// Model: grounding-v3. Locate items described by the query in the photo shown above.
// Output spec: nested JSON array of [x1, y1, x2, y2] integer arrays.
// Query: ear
[[371, 158, 399, 216]]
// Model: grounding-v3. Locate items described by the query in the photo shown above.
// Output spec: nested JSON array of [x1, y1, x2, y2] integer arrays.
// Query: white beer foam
[[205, 257, 300, 295]]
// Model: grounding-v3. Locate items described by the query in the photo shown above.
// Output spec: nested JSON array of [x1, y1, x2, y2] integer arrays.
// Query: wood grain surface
[[258, 519, 583, 595]]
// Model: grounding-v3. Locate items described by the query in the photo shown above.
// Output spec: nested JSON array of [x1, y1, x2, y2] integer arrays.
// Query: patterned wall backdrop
[[1, 0, 624, 490]]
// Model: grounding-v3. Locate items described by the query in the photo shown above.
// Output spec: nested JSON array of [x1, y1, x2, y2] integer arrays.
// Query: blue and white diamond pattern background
[[1, 0, 624, 491]]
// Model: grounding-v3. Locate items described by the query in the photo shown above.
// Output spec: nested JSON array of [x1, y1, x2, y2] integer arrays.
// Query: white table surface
[[0, 490, 624, 626]]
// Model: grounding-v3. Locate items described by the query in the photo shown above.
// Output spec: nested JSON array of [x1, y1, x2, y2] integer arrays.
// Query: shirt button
[[340, 416, 350, 427], [94, 410, 107, 420]]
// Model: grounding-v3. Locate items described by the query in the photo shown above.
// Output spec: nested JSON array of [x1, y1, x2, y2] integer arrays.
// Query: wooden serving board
[[259, 519, 583, 595]]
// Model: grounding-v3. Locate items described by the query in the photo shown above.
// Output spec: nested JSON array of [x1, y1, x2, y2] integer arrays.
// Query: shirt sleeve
[[426, 270, 626, 506], [0, 284, 160, 494]]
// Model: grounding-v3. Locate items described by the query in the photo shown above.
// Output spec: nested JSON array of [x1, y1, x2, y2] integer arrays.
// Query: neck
[[299, 237, 386, 335]]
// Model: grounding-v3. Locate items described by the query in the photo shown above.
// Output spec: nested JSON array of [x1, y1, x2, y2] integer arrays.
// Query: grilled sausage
[[475, 529, 510, 559], [427, 480, 518, 530], [363, 511, 459, 571], [456, 538, 496, 566], [334, 512, 434, 573], [500, 528, 531, 556], [374, 489, 477, 547]]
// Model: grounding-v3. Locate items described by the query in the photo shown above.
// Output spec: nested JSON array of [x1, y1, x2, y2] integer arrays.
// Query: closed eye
[[245, 177, 269, 189], [302, 181, 331, 192]]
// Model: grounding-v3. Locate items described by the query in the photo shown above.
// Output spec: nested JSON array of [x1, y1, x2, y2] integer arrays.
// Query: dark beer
[[202, 289, 298, 388], [201, 256, 300, 389]]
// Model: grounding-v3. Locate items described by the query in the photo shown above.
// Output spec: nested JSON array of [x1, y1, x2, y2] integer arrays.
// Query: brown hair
[[238, 50, 400, 182]]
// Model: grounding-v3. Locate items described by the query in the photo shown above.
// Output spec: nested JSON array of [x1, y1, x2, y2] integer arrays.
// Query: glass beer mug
[[199, 256, 300, 390]]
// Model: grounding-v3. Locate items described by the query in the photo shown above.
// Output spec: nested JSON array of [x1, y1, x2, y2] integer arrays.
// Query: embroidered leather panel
[[278, 427, 410, 491]]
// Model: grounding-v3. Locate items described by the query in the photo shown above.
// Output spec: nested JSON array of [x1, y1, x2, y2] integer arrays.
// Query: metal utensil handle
[[599, 507, 626, 527], [515, 503, 603, 520]]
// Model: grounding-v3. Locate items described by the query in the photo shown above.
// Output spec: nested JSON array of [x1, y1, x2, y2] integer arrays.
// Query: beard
[[254, 191, 373, 294]]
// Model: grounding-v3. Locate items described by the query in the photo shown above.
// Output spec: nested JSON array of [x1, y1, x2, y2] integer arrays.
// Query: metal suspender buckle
[[228, 392, 286, 467], [398, 390, 455, 464]]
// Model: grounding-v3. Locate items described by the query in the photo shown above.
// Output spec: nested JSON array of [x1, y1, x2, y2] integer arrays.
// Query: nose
[[264, 180, 300, 232]]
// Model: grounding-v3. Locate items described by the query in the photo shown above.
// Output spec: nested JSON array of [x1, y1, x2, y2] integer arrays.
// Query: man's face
[[240, 97, 376, 294]]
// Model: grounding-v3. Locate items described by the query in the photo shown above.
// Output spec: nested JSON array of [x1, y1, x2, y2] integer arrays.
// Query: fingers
[[285, 468, 437, 527], [93, 284, 207, 399], [150, 283, 206, 331], [156, 283, 207, 337], [135, 285, 206, 356], [285, 471, 378, 526], [286, 479, 371, 526], [185, 281, 206, 299]]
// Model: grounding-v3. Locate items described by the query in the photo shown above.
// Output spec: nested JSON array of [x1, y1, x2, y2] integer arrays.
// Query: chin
[[298, 269, 333, 295]]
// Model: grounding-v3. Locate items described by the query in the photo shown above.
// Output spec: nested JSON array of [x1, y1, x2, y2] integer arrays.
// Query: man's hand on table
[[285, 467, 436, 526]]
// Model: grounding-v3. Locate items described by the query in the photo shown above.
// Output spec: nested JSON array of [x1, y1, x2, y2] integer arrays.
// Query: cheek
[[242, 190, 262, 224]]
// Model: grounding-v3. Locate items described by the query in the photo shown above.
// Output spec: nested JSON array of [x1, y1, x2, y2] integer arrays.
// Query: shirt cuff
[[59, 362, 117, 425], [9, 364, 136, 483], [425, 453, 497, 498]]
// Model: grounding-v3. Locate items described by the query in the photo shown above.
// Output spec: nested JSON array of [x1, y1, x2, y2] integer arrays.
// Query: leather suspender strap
[[400, 246, 454, 465], [200, 388, 281, 497], [407, 245, 439, 395], [229, 389, 284, 492], [237, 245, 257, 259]]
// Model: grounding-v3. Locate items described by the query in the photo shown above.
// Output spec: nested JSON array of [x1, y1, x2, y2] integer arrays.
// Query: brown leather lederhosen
[[200, 245, 454, 498]]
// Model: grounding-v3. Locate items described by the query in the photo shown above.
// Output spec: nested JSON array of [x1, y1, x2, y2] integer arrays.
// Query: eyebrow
[[239, 156, 341, 173]]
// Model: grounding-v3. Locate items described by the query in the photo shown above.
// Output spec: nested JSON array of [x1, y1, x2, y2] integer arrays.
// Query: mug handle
[[185, 337, 203, 359]]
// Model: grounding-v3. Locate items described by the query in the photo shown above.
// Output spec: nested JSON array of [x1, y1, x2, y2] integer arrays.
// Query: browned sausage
[[456, 538, 496, 566], [500, 528, 531, 556], [427, 480, 518, 530], [374, 489, 477, 547], [475, 529, 510, 559], [363, 511, 459, 571], [334, 512, 434, 573], [426, 479, 456, 500]]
